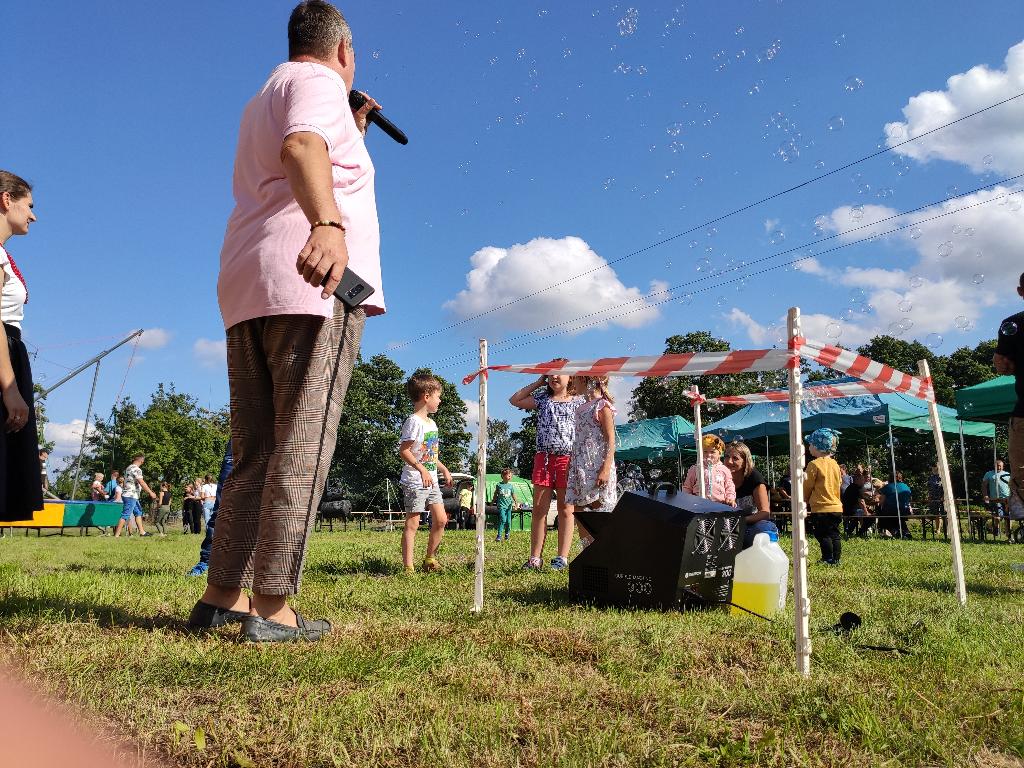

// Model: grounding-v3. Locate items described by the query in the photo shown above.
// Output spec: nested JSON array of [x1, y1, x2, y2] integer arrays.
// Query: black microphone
[[348, 90, 408, 145]]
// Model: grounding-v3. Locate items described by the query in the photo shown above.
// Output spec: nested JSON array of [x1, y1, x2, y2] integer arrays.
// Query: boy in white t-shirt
[[398, 373, 452, 573]]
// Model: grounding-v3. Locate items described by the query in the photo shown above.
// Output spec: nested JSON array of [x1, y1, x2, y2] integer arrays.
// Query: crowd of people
[[4, 0, 1023, 646]]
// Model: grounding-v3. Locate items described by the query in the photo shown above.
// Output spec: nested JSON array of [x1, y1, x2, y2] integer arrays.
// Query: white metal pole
[[692, 386, 706, 498], [919, 359, 967, 605], [787, 307, 811, 676], [472, 339, 489, 613], [887, 423, 902, 536]]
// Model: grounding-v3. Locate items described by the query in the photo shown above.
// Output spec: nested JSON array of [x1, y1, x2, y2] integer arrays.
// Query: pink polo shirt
[[217, 61, 385, 330]]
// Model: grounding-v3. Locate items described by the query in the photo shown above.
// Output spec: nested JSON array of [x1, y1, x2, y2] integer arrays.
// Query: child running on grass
[[683, 434, 736, 505], [565, 375, 617, 549], [510, 372, 587, 571], [398, 373, 452, 573], [492, 467, 523, 542], [804, 427, 844, 566]]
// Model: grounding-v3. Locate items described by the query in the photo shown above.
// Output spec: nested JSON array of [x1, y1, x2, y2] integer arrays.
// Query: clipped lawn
[[0, 528, 1022, 767]]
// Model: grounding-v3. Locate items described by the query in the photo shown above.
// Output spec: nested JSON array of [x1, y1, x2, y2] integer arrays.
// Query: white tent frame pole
[[472, 339, 489, 613], [959, 421, 971, 522], [692, 386, 706, 498], [788, 307, 811, 676], [765, 434, 771, 487], [887, 422, 902, 535], [919, 359, 967, 605]]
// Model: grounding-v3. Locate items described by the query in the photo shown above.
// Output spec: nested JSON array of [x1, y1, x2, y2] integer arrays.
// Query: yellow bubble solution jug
[[730, 531, 789, 617]]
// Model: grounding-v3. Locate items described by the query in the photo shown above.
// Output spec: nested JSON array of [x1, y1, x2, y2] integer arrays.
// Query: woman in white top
[[0, 170, 42, 522]]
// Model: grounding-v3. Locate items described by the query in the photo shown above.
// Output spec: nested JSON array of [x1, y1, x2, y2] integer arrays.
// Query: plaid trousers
[[208, 301, 365, 595]]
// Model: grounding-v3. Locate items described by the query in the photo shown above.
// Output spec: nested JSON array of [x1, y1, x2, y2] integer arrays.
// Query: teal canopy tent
[[679, 381, 994, 453], [954, 375, 1015, 424], [615, 415, 695, 461]]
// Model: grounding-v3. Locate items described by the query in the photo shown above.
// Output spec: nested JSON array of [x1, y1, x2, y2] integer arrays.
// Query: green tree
[[510, 411, 537, 480], [629, 331, 787, 420], [470, 418, 516, 475], [73, 384, 227, 500]]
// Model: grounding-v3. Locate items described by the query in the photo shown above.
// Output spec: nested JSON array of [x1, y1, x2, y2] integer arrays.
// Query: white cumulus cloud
[[193, 338, 226, 369], [886, 40, 1024, 175], [444, 236, 663, 336], [137, 328, 171, 349], [44, 419, 96, 454]]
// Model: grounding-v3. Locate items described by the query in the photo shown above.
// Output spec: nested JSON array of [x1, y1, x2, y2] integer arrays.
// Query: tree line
[[43, 332, 1003, 511]]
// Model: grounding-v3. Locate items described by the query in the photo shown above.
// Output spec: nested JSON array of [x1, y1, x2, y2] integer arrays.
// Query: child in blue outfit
[[492, 467, 523, 542]]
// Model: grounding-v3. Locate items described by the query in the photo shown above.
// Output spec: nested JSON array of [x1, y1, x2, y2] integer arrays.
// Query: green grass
[[0, 527, 1022, 767]]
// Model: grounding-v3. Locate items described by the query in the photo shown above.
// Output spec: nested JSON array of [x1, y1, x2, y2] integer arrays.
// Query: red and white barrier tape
[[464, 339, 934, 403], [462, 349, 791, 385]]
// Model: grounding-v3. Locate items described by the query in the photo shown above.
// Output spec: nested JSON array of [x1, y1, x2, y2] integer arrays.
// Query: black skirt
[[1, 323, 43, 521]]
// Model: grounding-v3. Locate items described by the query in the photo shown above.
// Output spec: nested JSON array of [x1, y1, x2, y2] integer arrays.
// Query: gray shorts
[[402, 482, 443, 514]]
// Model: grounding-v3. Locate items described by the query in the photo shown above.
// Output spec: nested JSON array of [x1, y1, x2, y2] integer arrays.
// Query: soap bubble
[[897, 299, 912, 313], [706, 226, 718, 237], [886, 124, 906, 141], [833, 33, 846, 47], [1010, 197, 1022, 212], [843, 76, 864, 92], [925, 333, 943, 350], [602, 177, 614, 190], [813, 214, 829, 236], [694, 176, 704, 186], [372, 50, 382, 60], [769, 229, 785, 245], [825, 322, 842, 339], [972, 273, 985, 285], [1000, 320, 1019, 337], [715, 295, 728, 307], [850, 204, 864, 221], [888, 321, 906, 336], [953, 315, 972, 331], [951, 223, 962, 235], [983, 153, 994, 166], [827, 115, 845, 132], [910, 227, 923, 239], [937, 241, 953, 258], [908, 275, 924, 289], [689, 239, 699, 249], [665, 169, 676, 180], [617, 7, 639, 36], [696, 257, 712, 272], [666, 122, 683, 137], [735, 26, 745, 35], [964, 227, 976, 237], [849, 287, 868, 305], [946, 184, 959, 198]]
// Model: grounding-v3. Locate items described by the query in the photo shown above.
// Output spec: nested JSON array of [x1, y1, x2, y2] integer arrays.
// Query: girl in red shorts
[[510, 373, 586, 570]]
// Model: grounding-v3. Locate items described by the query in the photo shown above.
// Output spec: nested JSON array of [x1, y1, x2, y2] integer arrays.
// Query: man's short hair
[[406, 373, 441, 402], [288, 1, 352, 60], [133, 454, 145, 462], [1019, 271, 1024, 288]]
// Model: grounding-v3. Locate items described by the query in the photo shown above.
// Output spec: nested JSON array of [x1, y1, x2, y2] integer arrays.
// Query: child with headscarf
[[682, 434, 736, 505], [804, 428, 843, 565]]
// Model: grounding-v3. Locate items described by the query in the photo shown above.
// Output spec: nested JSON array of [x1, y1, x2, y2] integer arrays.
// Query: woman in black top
[[723, 441, 779, 548]]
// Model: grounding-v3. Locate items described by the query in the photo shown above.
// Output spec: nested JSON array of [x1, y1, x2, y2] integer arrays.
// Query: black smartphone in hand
[[323, 267, 376, 308]]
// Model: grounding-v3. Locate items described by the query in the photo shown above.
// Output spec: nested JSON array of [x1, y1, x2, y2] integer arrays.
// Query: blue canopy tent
[[678, 379, 995, 492], [679, 380, 994, 452]]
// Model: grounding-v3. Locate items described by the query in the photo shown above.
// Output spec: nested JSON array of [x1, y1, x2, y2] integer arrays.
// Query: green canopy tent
[[614, 415, 696, 461], [954, 375, 1015, 424]]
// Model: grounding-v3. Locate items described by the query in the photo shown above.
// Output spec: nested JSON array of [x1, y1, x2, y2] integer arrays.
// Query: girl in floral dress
[[566, 376, 618, 550]]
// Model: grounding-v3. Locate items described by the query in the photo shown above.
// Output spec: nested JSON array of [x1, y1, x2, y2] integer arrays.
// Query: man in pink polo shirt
[[189, 0, 386, 643]]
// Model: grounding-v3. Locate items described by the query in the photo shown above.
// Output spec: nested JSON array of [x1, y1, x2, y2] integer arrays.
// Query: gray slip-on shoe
[[241, 613, 332, 643], [186, 600, 251, 631]]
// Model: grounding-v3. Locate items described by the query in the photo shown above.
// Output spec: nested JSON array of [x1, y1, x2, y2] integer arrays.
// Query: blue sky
[[8, 1, 1024, 469]]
